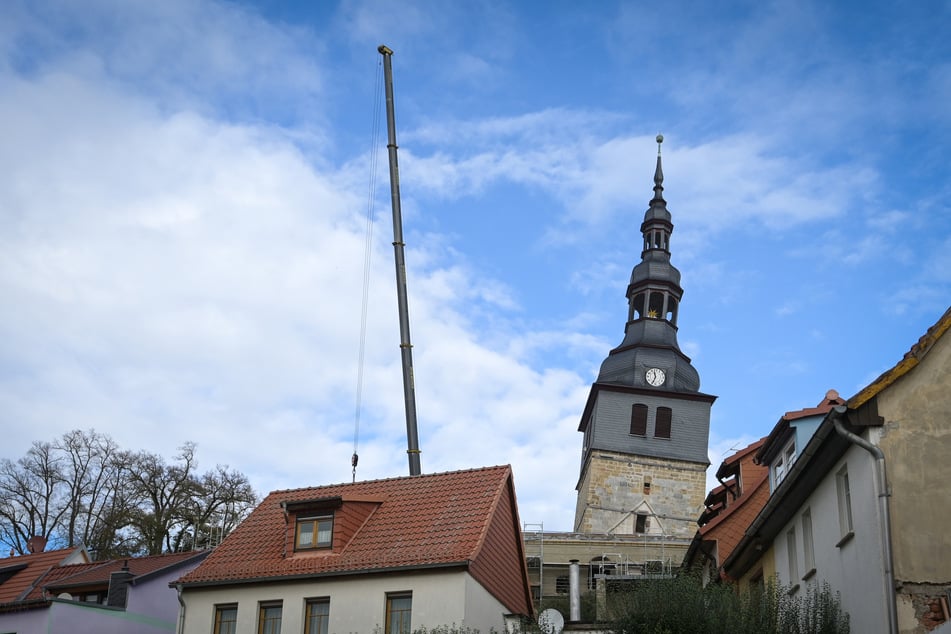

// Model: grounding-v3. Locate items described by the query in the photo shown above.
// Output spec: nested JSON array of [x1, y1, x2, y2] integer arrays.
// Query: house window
[[526, 556, 541, 570], [305, 599, 329, 634], [296, 515, 333, 550], [635, 513, 650, 534], [630, 404, 648, 436], [786, 528, 798, 585], [643, 477, 652, 495], [801, 509, 815, 578], [258, 601, 282, 634], [214, 604, 238, 634], [836, 465, 854, 540], [555, 576, 569, 594], [385, 593, 412, 634], [654, 407, 672, 439], [773, 440, 796, 488]]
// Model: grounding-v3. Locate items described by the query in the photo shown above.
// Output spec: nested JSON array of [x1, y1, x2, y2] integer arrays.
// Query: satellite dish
[[538, 608, 565, 634], [56, 592, 73, 600]]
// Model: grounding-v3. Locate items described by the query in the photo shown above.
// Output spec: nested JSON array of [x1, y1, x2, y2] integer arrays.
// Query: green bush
[[608, 575, 849, 634]]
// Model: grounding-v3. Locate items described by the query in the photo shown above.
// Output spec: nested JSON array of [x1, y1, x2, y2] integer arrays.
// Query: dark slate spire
[[595, 134, 701, 392]]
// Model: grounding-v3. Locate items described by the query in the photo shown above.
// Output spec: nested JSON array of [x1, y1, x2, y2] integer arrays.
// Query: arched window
[[655, 407, 672, 439], [666, 297, 678, 325], [630, 404, 648, 436], [648, 292, 664, 319], [631, 293, 646, 321]]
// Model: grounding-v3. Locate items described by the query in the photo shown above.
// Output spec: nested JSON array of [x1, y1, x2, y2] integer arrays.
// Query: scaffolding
[[523, 522, 544, 605]]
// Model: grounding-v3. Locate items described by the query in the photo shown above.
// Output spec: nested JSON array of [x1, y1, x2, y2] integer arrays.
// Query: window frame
[[773, 439, 796, 488], [635, 512, 650, 534], [295, 514, 334, 551], [258, 601, 282, 634], [214, 604, 238, 634], [630, 403, 648, 436], [385, 592, 413, 634], [654, 407, 672, 439], [801, 509, 816, 579], [304, 598, 330, 634], [836, 465, 854, 545]]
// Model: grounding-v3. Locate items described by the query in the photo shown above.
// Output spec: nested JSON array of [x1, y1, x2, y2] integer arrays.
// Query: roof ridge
[[267, 464, 510, 496]]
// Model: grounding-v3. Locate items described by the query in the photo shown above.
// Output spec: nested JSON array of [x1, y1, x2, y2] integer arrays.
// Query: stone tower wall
[[575, 449, 706, 540]]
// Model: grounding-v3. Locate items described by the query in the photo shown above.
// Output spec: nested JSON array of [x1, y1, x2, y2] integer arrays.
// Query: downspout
[[175, 583, 186, 634], [831, 405, 898, 634]]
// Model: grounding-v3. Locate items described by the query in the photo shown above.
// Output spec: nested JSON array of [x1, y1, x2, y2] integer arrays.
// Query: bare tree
[[0, 441, 68, 554], [54, 429, 130, 549], [1, 432, 258, 558], [173, 464, 257, 551], [126, 443, 202, 555]]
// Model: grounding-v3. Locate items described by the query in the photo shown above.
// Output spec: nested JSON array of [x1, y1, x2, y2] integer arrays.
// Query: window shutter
[[630, 404, 648, 436], [655, 407, 672, 438]]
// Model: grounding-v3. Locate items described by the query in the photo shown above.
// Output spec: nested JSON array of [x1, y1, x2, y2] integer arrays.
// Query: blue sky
[[1, 0, 949, 531]]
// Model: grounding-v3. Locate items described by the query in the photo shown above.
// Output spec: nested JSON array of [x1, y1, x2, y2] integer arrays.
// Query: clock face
[[646, 367, 666, 386]]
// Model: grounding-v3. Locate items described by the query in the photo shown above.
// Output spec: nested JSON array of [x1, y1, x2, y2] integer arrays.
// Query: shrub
[[608, 575, 849, 634]]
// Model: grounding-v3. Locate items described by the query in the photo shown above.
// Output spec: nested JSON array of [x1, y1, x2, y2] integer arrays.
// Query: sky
[[1, 0, 949, 532]]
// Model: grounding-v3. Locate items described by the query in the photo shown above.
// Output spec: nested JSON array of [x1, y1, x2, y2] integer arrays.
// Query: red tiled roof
[[0, 548, 88, 604], [27, 551, 207, 599], [177, 465, 533, 615]]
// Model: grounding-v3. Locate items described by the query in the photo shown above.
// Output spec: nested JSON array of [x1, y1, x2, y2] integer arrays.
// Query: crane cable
[[353, 57, 385, 482]]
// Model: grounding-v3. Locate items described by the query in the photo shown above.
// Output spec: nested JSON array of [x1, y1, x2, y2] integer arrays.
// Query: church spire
[[653, 133, 664, 201], [594, 135, 701, 393]]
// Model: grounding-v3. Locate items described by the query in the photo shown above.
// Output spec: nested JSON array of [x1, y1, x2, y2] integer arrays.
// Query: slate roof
[[177, 465, 533, 616], [0, 548, 88, 604]]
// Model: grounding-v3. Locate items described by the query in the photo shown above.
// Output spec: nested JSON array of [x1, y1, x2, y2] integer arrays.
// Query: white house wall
[[180, 569, 510, 634], [773, 445, 887, 634]]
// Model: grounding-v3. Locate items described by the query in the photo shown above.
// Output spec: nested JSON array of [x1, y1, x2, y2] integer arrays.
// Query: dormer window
[[773, 440, 796, 488], [283, 496, 343, 553], [296, 514, 333, 550]]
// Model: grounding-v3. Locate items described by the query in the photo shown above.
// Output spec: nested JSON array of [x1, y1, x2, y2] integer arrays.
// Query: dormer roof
[[756, 389, 845, 465]]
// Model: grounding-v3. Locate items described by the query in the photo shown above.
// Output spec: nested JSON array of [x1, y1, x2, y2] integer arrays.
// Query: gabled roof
[[0, 547, 89, 604], [27, 550, 208, 600], [756, 390, 844, 464], [177, 465, 533, 616], [723, 308, 951, 580]]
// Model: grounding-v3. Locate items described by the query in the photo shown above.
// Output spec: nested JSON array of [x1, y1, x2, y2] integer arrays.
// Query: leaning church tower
[[574, 136, 714, 540]]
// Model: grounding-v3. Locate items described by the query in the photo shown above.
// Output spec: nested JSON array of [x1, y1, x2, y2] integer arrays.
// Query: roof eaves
[[723, 410, 851, 579], [177, 560, 470, 589], [699, 473, 769, 536], [132, 550, 211, 585], [850, 306, 951, 409]]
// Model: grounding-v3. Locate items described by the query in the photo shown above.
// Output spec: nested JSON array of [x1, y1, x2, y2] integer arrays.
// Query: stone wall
[[575, 449, 706, 539]]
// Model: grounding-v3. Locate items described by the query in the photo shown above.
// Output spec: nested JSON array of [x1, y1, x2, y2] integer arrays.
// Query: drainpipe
[[568, 560, 581, 622], [831, 405, 898, 634], [175, 583, 186, 634]]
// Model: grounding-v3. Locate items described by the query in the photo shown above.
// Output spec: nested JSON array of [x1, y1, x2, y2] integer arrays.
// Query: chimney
[[26, 536, 47, 554], [568, 559, 581, 622], [107, 561, 134, 608]]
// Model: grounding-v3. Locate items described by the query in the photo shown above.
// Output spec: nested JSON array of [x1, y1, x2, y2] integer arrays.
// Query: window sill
[[835, 531, 855, 548], [801, 568, 816, 581], [787, 583, 800, 596]]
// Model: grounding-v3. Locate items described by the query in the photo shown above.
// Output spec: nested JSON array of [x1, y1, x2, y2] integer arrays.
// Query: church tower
[[574, 136, 714, 540]]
